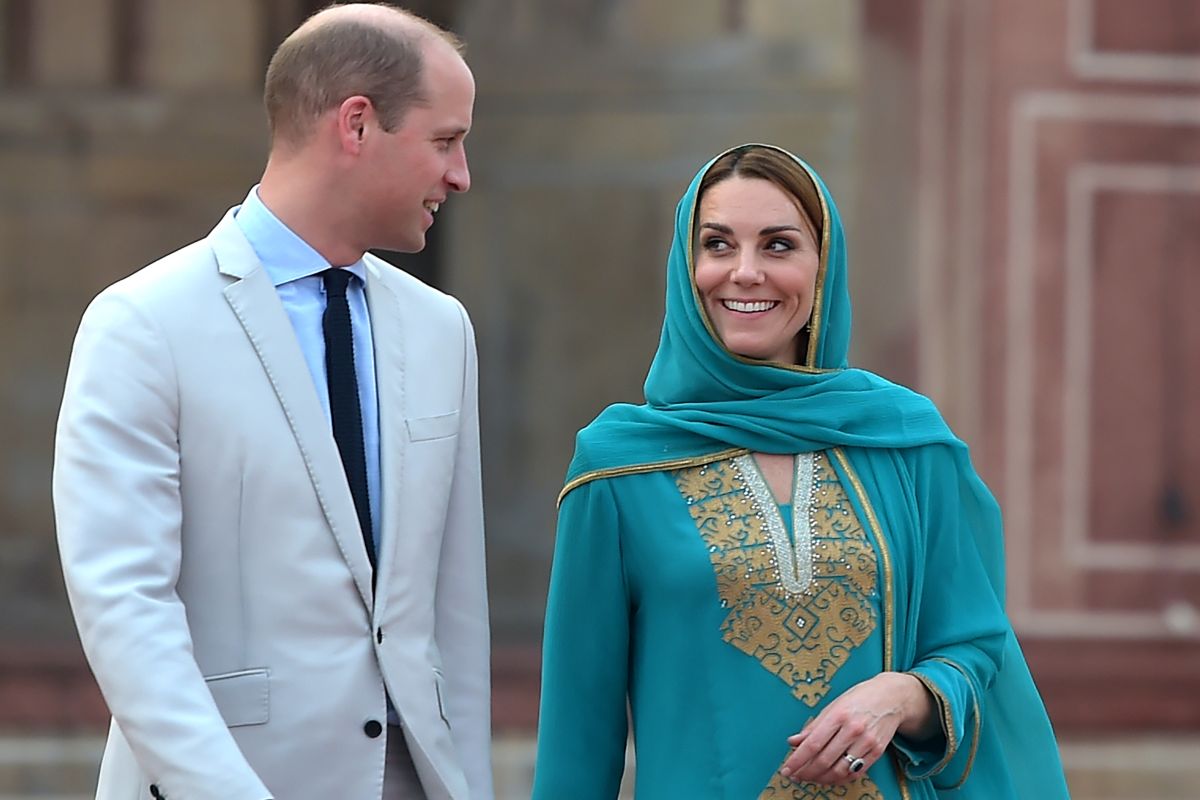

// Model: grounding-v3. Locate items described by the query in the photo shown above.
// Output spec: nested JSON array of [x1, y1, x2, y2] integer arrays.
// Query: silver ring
[[843, 753, 866, 773]]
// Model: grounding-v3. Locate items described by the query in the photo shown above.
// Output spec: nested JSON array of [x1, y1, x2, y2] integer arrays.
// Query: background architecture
[[1, 1, 1196, 797]]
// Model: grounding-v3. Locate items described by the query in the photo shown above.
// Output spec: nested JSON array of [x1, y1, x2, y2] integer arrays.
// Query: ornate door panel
[[863, 0, 1200, 731]]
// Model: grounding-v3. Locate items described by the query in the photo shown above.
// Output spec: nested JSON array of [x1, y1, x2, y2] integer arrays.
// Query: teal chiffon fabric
[[536, 145, 1070, 798]]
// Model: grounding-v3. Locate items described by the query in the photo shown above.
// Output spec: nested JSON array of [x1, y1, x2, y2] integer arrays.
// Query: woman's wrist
[[889, 671, 939, 741]]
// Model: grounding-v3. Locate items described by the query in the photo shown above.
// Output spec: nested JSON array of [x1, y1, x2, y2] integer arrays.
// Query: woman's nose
[[730, 253, 763, 284]]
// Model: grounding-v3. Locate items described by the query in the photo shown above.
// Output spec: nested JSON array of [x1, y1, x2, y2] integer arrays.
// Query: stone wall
[[0, 0, 269, 651], [0, 0, 865, 729]]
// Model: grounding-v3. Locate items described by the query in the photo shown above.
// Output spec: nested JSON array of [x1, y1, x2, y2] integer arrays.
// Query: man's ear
[[335, 95, 374, 153]]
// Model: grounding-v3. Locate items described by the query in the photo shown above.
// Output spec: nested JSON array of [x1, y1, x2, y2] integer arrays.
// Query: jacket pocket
[[406, 411, 460, 442], [204, 668, 270, 728]]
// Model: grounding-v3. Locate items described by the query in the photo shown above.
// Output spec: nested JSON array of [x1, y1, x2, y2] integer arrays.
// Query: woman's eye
[[703, 238, 730, 252], [765, 238, 794, 252]]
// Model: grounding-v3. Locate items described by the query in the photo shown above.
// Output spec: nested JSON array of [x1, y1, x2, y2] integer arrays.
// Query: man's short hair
[[263, 4, 462, 147]]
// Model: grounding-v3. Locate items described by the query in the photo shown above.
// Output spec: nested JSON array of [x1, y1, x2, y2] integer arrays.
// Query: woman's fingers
[[786, 716, 816, 746], [779, 675, 907, 786], [807, 725, 886, 786], [779, 715, 837, 779], [787, 710, 867, 784]]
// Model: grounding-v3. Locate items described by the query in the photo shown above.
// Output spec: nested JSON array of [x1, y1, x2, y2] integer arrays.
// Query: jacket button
[[363, 719, 383, 738], [149, 785, 163, 799]]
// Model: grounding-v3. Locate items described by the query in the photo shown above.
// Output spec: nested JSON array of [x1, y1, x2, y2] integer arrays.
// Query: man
[[52, 4, 490, 799]]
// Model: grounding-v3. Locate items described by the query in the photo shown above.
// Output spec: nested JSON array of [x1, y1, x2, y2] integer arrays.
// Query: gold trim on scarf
[[557, 447, 748, 507], [799, 159, 831, 367], [829, 448, 911, 800], [829, 448, 895, 671]]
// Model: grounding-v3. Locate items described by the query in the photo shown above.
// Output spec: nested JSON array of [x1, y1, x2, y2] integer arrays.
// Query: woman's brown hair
[[696, 145, 823, 248]]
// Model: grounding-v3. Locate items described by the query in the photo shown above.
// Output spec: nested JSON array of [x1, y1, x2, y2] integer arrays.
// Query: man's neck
[[257, 160, 365, 267]]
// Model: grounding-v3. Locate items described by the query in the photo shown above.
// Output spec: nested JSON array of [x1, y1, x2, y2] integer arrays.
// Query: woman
[[532, 144, 1070, 799]]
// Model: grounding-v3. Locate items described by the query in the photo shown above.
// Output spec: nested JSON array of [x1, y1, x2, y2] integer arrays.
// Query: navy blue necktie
[[322, 268, 375, 571]]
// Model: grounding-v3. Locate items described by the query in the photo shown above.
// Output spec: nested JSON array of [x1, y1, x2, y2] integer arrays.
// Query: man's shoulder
[[99, 238, 216, 304], [99, 207, 255, 303], [363, 253, 466, 319]]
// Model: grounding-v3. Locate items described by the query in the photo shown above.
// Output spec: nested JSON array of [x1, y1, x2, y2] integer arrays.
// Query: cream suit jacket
[[53, 210, 492, 800]]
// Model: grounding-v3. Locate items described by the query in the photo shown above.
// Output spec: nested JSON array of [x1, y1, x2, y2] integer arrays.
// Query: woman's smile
[[720, 299, 780, 314]]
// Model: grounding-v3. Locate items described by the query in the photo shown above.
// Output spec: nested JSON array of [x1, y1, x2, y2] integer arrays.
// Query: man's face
[[361, 41, 475, 253]]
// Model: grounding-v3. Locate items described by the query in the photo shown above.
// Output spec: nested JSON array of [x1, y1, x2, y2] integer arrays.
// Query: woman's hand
[[778, 672, 936, 786]]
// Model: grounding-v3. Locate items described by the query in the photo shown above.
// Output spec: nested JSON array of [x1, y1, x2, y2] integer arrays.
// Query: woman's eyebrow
[[699, 222, 806, 236]]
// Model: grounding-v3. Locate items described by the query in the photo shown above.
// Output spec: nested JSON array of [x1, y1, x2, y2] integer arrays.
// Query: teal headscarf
[[564, 144, 977, 503], [562, 144, 1069, 797]]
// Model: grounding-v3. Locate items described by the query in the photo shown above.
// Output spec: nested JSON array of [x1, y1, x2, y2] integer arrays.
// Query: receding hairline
[[292, 2, 462, 54], [263, 3, 466, 148]]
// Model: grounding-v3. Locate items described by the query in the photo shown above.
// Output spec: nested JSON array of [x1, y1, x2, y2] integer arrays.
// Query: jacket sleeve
[[434, 302, 494, 799], [532, 470, 630, 800], [53, 289, 272, 800], [891, 444, 1007, 786]]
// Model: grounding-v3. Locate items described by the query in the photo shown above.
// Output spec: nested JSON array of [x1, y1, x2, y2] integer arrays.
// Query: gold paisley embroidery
[[674, 454, 883, 799], [760, 768, 883, 800]]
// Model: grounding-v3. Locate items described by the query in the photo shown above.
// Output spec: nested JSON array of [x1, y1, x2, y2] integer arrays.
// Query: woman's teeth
[[722, 299, 778, 313]]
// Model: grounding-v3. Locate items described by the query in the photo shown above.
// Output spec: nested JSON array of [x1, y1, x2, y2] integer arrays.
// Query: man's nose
[[447, 147, 470, 193]]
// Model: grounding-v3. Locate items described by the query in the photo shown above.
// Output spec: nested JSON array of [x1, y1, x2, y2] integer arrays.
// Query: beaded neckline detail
[[731, 453, 816, 596]]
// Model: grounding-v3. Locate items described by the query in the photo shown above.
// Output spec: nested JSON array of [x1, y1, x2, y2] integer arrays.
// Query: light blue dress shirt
[[233, 186, 382, 555]]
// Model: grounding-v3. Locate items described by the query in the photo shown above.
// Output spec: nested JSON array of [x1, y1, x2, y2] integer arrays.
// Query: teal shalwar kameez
[[532, 145, 1070, 800]]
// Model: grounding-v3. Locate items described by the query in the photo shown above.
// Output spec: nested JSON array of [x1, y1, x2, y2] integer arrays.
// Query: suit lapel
[[363, 264, 407, 606], [210, 211, 375, 611]]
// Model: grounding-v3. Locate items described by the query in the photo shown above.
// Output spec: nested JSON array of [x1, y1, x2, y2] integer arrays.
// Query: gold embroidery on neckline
[[674, 454, 879, 706]]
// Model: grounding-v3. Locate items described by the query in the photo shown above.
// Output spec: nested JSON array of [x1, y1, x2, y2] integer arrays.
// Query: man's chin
[[381, 234, 426, 255]]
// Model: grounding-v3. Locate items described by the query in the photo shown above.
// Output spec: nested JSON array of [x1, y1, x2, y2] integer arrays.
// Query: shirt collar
[[234, 185, 366, 286]]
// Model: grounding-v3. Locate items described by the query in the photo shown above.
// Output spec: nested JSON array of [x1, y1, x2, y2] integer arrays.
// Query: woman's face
[[693, 175, 820, 364]]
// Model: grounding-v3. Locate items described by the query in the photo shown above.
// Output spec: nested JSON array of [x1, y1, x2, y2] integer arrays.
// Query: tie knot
[[323, 268, 354, 298]]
